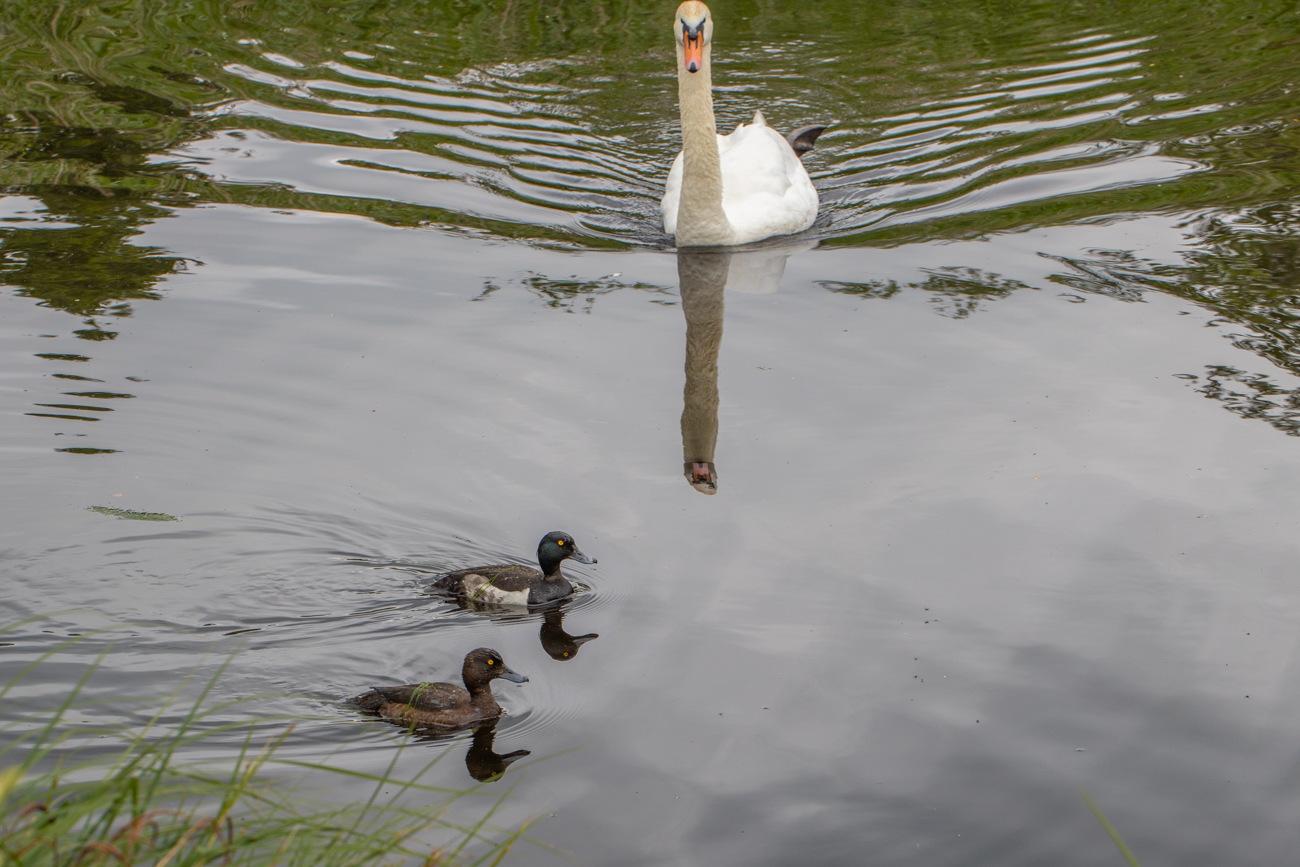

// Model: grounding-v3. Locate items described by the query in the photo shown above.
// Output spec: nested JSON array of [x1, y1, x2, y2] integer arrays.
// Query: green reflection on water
[[2, 0, 1298, 245], [0, 0, 1299, 438]]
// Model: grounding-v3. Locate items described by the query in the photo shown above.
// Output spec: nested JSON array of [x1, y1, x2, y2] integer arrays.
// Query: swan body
[[661, 1, 820, 247], [662, 110, 818, 246]]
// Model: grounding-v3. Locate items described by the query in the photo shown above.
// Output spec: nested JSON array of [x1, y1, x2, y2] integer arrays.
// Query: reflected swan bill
[[463, 718, 531, 782], [540, 605, 599, 661], [677, 243, 814, 494]]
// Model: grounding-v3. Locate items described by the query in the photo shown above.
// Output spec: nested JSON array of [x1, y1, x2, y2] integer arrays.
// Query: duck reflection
[[677, 244, 813, 494], [441, 595, 600, 661], [463, 719, 530, 782], [540, 606, 599, 660], [402, 718, 529, 782]]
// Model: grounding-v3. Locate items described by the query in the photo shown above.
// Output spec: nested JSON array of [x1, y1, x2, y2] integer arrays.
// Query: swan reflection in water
[[677, 244, 813, 494]]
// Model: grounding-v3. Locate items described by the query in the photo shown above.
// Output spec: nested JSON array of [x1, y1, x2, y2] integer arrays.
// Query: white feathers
[[460, 573, 531, 606], [662, 109, 818, 246]]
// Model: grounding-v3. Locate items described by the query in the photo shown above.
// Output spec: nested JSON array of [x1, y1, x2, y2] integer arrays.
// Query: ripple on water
[[2, 2, 1294, 253], [150, 11, 1278, 252]]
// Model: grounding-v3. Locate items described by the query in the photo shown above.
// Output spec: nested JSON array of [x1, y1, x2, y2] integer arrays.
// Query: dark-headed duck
[[353, 647, 527, 728], [432, 531, 596, 606]]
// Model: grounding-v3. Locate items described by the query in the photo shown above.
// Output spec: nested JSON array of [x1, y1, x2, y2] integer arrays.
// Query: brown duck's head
[[462, 647, 528, 690]]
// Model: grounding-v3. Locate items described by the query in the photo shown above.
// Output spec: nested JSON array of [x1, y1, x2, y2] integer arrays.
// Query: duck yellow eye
[[487, 659, 495, 665], [557, 540, 565, 546]]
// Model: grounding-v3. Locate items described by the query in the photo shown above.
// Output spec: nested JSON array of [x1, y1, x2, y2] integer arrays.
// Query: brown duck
[[353, 648, 528, 728]]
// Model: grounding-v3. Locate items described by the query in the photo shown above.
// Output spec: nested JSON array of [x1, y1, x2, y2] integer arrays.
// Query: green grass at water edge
[[0, 635, 539, 867]]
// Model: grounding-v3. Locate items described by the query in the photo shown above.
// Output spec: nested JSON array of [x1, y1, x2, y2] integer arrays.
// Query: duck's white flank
[[462, 573, 531, 606]]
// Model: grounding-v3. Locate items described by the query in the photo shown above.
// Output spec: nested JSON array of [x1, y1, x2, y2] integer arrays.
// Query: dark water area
[[5, 0, 1300, 864]]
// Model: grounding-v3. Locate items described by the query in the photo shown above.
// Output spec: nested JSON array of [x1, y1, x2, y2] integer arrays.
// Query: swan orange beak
[[683, 32, 704, 72]]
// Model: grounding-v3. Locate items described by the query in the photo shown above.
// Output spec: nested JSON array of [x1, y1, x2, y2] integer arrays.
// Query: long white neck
[[675, 43, 732, 247]]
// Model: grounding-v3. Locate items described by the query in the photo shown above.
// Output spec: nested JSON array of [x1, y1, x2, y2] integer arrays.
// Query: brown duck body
[[356, 681, 500, 728], [353, 648, 527, 729]]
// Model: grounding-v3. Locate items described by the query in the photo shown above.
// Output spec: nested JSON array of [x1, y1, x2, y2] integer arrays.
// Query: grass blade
[[1081, 789, 1143, 867]]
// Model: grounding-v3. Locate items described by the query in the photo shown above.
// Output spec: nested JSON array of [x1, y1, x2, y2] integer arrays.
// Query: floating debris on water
[[86, 506, 179, 522]]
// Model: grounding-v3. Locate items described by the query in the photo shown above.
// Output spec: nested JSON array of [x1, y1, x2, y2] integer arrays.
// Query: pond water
[[4, 0, 1300, 863]]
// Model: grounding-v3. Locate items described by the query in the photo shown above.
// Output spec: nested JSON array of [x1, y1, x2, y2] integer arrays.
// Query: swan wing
[[717, 117, 818, 245], [661, 151, 686, 237], [661, 116, 818, 244]]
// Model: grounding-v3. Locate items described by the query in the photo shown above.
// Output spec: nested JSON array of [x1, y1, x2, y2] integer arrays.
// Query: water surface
[[4, 1, 1300, 864]]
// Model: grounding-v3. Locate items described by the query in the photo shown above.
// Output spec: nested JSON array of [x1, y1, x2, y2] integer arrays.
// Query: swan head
[[675, 1, 713, 74]]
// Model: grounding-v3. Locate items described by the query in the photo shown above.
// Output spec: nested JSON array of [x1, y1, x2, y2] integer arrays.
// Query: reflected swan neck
[[680, 251, 727, 490]]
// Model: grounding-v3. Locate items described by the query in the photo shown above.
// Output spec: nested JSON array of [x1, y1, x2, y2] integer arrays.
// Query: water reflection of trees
[[821, 267, 1032, 319], [2, 98, 199, 451], [1, 99, 199, 323], [1165, 206, 1300, 436], [1, 191, 187, 330], [1042, 206, 1300, 437], [474, 273, 672, 313], [824, 203, 1300, 438], [5, 0, 1300, 444]]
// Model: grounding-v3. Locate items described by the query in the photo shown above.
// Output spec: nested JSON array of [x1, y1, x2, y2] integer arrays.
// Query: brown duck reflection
[[464, 718, 530, 782], [677, 245, 812, 494], [398, 717, 528, 782]]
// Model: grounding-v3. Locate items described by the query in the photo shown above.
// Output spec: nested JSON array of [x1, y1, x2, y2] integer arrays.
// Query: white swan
[[661, 0, 822, 248]]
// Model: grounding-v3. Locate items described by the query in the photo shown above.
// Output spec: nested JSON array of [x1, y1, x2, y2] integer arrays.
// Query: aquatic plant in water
[[85, 506, 179, 521], [0, 644, 535, 866]]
